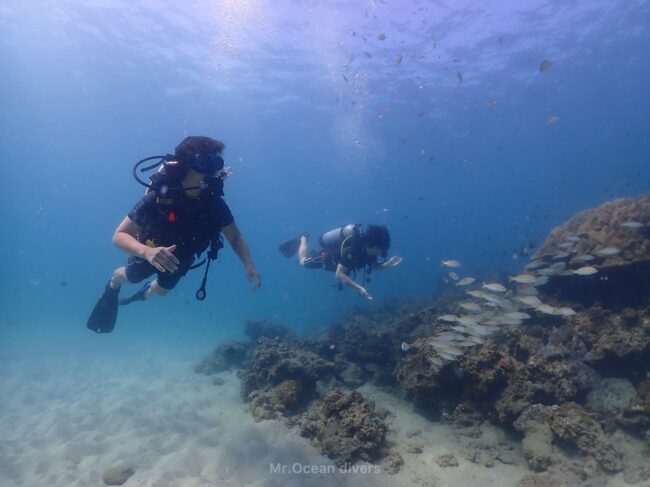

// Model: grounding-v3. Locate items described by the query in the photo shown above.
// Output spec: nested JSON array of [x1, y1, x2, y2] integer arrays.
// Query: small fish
[[573, 254, 595, 262], [574, 266, 598, 276], [395, 54, 403, 65], [465, 325, 491, 336], [451, 325, 469, 333], [517, 295, 543, 307], [621, 221, 643, 229], [460, 302, 482, 312], [536, 304, 558, 315], [537, 267, 557, 276], [401, 342, 412, 352], [518, 286, 539, 296], [596, 247, 621, 256], [509, 274, 537, 285], [437, 350, 459, 361], [503, 311, 531, 320], [487, 100, 497, 109], [438, 314, 459, 322], [459, 316, 480, 326], [556, 307, 577, 317], [466, 335, 486, 344], [363, 51, 373, 58], [558, 241, 575, 250], [449, 272, 460, 281], [342, 74, 348, 83], [525, 260, 544, 270], [377, 33, 387, 41], [457, 71, 463, 82], [546, 116, 559, 126], [466, 290, 487, 299], [436, 332, 459, 342], [456, 277, 476, 286], [441, 259, 462, 268], [534, 275, 549, 286], [482, 283, 507, 293], [539, 59, 552, 72], [553, 252, 571, 260], [429, 356, 444, 367], [551, 262, 567, 271], [566, 236, 582, 242]]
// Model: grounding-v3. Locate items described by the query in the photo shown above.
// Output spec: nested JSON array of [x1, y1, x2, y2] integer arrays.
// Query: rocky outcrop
[[194, 340, 250, 375]]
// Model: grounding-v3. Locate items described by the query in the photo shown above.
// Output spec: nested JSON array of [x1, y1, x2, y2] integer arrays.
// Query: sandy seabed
[[0, 341, 632, 487]]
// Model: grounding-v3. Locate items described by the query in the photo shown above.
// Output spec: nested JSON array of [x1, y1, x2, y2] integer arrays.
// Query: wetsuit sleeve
[[127, 192, 157, 227], [215, 198, 234, 228]]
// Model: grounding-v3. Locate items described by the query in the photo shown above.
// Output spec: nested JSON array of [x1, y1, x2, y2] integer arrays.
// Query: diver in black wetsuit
[[86, 136, 261, 334], [279, 224, 402, 300]]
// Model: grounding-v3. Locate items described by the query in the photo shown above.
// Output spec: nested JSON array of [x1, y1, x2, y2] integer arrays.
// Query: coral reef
[[196, 196, 650, 478], [194, 340, 250, 375], [535, 196, 650, 308], [319, 389, 388, 464]]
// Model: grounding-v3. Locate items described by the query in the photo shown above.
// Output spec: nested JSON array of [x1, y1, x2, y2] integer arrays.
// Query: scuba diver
[[86, 135, 261, 334], [279, 224, 403, 300]]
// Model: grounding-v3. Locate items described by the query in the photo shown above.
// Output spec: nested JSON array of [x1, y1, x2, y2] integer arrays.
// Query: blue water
[[1, 0, 649, 351]]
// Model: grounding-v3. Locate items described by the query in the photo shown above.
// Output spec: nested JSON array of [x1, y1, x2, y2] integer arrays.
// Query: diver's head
[[174, 135, 225, 177], [364, 225, 391, 257]]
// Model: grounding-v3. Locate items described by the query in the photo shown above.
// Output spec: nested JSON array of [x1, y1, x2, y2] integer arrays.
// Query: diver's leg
[[298, 235, 309, 266], [147, 280, 169, 298], [109, 266, 129, 289]]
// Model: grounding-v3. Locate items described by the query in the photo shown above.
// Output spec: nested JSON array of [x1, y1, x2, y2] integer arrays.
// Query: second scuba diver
[[87, 135, 261, 334], [279, 224, 402, 300]]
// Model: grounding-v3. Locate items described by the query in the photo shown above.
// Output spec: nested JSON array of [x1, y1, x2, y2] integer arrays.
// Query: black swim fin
[[86, 282, 120, 334], [278, 234, 307, 258]]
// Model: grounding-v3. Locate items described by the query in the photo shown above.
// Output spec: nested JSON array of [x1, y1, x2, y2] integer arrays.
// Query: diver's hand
[[144, 245, 179, 273], [383, 256, 403, 268], [246, 265, 261, 291], [359, 287, 373, 300]]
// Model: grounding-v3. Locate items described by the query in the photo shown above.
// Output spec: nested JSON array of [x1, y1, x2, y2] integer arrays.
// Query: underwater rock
[[574, 307, 650, 358], [319, 389, 388, 465], [545, 402, 622, 473], [405, 443, 423, 454], [516, 474, 562, 487], [623, 465, 650, 484], [585, 378, 636, 420], [619, 376, 650, 438], [240, 337, 338, 421], [435, 453, 459, 468], [240, 337, 337, 401], [274, 379, 303, 409], [535, 196, 650, 309], [102, 464, 135, 485], [244, 319, 293, 342], [194, 340, 250, 375], [514, 405, 556, 472], [494, 349, 600, 422], [339, 362, 366, 388], [379, 449, 403, 474], [393, 339, 444, 406]]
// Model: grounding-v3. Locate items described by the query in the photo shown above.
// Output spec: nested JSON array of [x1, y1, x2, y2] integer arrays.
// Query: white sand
[[0, 340, 627, 487]]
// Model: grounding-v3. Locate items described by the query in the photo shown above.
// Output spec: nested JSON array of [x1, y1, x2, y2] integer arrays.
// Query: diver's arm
[[335, 263, 372, 299], [112, 217, 150, 258], [112, 217, 179, 273], [222, 222, 261, 291], [370, 256, 403, 270]]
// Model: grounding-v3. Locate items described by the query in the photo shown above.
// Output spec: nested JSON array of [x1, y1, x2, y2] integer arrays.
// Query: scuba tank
[[319, 224, 362, 249]]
